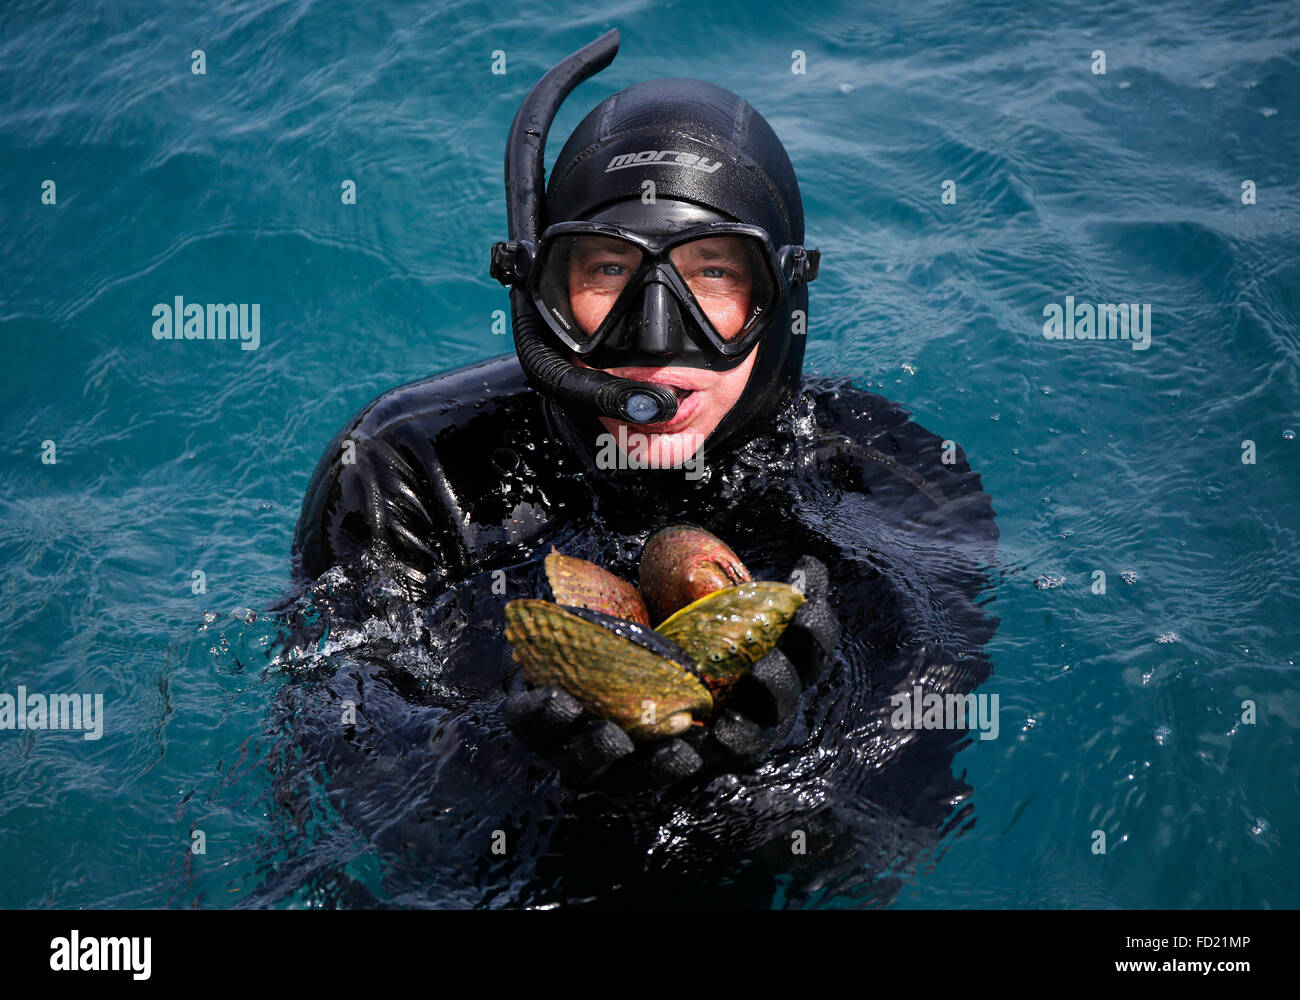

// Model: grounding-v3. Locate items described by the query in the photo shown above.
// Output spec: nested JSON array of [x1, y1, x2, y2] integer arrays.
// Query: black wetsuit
[[269, 354, 998, 908]]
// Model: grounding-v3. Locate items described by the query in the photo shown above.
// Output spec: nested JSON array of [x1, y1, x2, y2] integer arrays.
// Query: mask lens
[[668, 235, 776, 343], [536, 234, 644, 349]]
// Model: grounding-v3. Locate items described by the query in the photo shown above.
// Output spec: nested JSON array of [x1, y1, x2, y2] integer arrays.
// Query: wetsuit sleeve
[[293, 421, 446, 597]]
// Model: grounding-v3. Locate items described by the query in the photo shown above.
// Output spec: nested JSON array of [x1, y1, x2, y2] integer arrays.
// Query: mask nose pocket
[[636, 281, 681, 356]]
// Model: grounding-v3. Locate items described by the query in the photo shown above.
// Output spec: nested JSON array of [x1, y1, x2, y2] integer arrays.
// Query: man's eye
[[598, 263, 626, 276], [692, 265, 740, 283]]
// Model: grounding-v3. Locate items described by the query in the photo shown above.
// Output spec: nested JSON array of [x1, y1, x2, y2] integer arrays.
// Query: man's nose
[[635, 282, 679, 356]]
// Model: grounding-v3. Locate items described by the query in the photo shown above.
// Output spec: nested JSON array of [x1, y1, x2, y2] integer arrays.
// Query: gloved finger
[[726, 648, 802, 728], [602, 736, 704, 791], [707, 709, 769, 767], [503, 685, 584, 749], [502, 647, 525, 694], [789, 554, 830, 601], [551, 719, 636, 787], [781, 596, 840, 686]]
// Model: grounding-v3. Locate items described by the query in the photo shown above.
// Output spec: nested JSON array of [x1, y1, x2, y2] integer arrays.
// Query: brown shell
[[505, 599, 712, 742], [656, 582, 806, 697], [545, 550, 650, 626], [639, 525, 752, 623]]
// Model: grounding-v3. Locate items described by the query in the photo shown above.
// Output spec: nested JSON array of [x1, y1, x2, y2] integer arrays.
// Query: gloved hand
[[502, 555, 840, 792]]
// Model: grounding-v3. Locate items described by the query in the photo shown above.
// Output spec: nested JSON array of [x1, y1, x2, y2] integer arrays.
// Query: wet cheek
[[700, 362, 750, 415], [719, 353, 757, 407]]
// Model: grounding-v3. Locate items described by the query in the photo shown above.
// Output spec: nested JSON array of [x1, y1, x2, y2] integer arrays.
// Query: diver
[[281, 30, 998, 906]]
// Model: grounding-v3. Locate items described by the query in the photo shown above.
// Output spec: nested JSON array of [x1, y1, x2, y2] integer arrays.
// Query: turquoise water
[[2, 0, 1298, 908]]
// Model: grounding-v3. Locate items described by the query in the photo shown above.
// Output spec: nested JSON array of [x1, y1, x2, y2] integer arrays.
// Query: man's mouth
[[581, 364, 708, 430], [623, 383, 701, 432]]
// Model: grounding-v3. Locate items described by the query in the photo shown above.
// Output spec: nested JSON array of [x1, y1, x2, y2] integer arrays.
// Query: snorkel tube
[[490, 29, 678, 426]]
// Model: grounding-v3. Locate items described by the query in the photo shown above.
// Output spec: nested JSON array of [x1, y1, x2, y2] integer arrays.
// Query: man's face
[[567, 235, 759, 467]]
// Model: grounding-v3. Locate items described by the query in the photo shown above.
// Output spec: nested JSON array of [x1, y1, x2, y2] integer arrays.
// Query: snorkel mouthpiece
[[495, 29, 678, 426], [621, 387, 673, 425]]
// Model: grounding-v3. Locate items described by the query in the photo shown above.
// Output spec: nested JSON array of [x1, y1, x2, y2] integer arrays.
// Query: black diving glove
[[502, 555, 840, 791]]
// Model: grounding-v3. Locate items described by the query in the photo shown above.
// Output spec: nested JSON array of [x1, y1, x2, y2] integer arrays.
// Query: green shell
[[656, 582, 806, 696], [505, 599, 712, 742]]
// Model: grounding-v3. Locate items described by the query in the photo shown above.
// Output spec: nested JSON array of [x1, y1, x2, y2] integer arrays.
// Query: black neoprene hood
[[544, 76, 813, 454], [545, 77, 805, 246], [493, 32, 815, 457]]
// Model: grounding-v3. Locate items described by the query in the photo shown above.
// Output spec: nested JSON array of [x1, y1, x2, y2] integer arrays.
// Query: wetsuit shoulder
[[801, 377, 998, 548], [293, 353, 559, 594]]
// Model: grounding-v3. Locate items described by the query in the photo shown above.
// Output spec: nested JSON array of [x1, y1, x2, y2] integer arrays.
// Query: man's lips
[[605, 368, 711, 393]]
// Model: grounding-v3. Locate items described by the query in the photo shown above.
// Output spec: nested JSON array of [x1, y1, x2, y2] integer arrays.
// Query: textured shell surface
[[639, 524, 752, 623], [504, 598, 712, 741], [545, 550, 651, 626], [656, 582, 806, 695]]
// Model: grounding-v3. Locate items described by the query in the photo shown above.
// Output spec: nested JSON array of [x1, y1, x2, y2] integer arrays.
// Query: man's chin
[[595, 417, 709, 470]]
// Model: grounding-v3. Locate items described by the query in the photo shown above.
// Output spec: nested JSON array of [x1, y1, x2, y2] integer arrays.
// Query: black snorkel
[[490, 29, 679, 426]]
